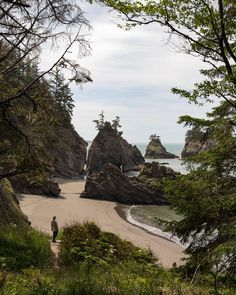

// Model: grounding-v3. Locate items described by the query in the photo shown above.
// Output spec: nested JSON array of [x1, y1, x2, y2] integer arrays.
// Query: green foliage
[[1, 261, 235, 295], [0, 225, 52, 272], [0, 224, 235, 294], [93, 110, 105, 130], [93, 111, 123, 135], [49, 67, 75, 125], [60, 221, 157, 266]]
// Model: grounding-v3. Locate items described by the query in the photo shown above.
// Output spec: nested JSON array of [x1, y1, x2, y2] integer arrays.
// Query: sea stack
[[87, 122, 144, 175], [145, 134, 178, 159], [181, 128, 216, 159]]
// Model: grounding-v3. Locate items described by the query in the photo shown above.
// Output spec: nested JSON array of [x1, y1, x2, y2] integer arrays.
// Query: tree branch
[[0, 30, 82, 107], [218, 0, 236, 63], [2, 0, 30, 8]]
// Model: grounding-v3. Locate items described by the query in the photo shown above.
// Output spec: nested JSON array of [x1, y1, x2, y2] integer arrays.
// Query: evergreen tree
[[49, 68, 75, 125], [111, 116, 121, 131], [93, 112, 123, 134], [93, 110, 105, 130]]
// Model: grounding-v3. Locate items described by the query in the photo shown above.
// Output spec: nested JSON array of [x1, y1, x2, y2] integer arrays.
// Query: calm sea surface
[[134, 142, 186, 174], [128, 143, 186, 244]]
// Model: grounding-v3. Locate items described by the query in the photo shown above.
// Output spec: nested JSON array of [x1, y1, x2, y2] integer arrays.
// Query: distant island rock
[[0, 179, 29, 225], [87, 122, 145, 176], [181, 128, 216, 159], [145, 135, 178, 159], [81, 163, 167, 205]]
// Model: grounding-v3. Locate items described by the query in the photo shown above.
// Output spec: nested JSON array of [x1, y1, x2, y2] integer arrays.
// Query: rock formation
[[10, 126, 86, 197], [52, 127, 87, 178], [0, 179, 29, 225], [12, 177, 61, 197], [87, 123, 145, 175], [81, 163, 167, 205], [181, 128, 216, 159], [145, 135, 178, 159], [139, 162, 179, 181]]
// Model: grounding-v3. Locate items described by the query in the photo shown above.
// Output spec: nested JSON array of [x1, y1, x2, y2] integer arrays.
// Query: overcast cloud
[[41, 2, 214, 143]]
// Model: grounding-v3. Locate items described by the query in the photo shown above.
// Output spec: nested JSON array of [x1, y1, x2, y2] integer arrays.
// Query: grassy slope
[[0, 222, 234, 295]]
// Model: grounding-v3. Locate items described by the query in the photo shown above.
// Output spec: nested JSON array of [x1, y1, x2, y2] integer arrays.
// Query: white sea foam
[[127, 205, 186, 248]]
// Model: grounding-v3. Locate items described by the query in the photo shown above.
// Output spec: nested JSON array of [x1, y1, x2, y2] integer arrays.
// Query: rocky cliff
[[52, 127, 87, 178], [145, 137, 178, 159], [87, 124, 145, 175], [181, 129, 216, 159], [0, 179, 29, 225], [81, 163, 167, 205], [11, 126, 87, 197]]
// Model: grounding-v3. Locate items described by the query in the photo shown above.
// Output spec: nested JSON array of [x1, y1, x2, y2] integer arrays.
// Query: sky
[[42, 2, 214, 143]]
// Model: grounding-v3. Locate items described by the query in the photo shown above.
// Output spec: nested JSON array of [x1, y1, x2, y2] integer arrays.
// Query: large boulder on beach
[[87, 123, 144, 175], [145, 135, 178, 159], [181, 128, 216, 159], [0, 179, 29, 225], [12, 176, 61, 197], [52, 127, 87, 178], [81, 163, 167, 205]]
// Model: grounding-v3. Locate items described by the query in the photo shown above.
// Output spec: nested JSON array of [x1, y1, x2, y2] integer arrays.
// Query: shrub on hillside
[[60, 221, 157, 266]]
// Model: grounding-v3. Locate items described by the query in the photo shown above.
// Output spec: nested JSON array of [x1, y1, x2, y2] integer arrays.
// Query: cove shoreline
[[19, 178, 186, 268], [115, 204, 184, 246]]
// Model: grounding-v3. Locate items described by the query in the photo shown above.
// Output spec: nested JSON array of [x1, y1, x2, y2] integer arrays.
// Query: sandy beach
[[19, 178, 185, 268]]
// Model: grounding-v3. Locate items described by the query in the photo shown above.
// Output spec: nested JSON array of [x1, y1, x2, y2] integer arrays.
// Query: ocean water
[[127, 143, 187, 246], [135, 142, 187, 174], [127, 205, 184, 246]]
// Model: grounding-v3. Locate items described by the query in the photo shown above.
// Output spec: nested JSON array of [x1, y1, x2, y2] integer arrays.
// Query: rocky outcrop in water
[[181, 129, 216, 159], [87, 123, 145, 176], [0, 179, 29, 225], [52, 127, 87, 178], [81, 163, 167, 205], [145, 136, 178, 159], [139, 162, 179, 181]]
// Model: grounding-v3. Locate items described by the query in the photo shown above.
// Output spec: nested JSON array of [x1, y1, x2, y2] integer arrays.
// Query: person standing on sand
[[51, 216, 59, 243]]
